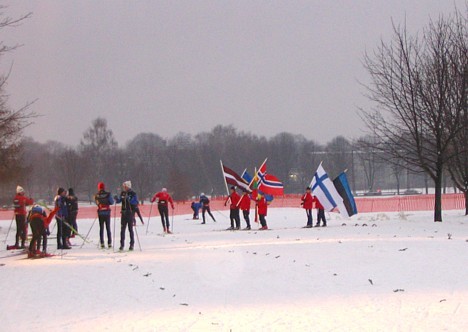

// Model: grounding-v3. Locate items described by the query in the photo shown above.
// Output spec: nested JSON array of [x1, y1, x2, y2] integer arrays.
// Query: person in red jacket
[[224, 186, 240, 230], [256, 193, 268, 230], [314, 196, 327, 227], [27, 204, 58, 258], [12, 186, 34, 249], [301, 187, 314, 228], [151, 188, 175, 234], [238, 189, 252, 230]]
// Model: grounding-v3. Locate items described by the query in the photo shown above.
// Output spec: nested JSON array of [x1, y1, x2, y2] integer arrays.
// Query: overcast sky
[[1, 0, 464, 147]]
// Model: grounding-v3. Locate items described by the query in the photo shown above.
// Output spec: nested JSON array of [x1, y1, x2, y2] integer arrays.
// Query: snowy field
[[0, 208, 467, 332]]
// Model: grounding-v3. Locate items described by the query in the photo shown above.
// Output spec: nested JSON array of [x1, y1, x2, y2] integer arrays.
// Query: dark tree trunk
[[434, 170, 443, 222], [464, 191, 468, 216]]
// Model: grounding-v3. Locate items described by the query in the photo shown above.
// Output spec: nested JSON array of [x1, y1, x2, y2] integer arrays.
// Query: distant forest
[[0, 118, 454, 205]]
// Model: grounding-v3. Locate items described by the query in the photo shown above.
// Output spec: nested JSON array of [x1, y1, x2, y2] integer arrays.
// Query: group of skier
[[190, 185, 325, 230], [8, 182, 325, 257], [10, 185, 79, 257]]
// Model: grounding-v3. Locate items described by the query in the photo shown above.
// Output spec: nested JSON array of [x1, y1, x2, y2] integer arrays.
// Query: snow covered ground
[[0, 208, 467, 331]]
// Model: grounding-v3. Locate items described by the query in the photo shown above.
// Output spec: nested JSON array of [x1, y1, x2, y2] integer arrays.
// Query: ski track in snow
[[0, 208, 467, 331]]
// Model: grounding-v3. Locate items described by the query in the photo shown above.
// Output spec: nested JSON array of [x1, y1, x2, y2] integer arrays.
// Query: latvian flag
[[256, 159, 284, 196], [221, 162, 251, 193]]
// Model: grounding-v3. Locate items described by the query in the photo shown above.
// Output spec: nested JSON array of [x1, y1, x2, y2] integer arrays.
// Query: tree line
[[0, 119, 448, 205]]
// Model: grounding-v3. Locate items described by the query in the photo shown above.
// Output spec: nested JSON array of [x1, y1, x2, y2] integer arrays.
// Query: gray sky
[[1, 0, 464, 146]]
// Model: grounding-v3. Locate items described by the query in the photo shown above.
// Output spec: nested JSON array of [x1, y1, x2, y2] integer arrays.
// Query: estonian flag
[[333, 172, 358, 217]]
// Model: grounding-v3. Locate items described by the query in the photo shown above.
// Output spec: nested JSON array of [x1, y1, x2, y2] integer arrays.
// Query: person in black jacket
[[67, 188, 79, 243], [94, 182, 114, 249], [199, 193, 216, 224], [114, 181, 138, 251]]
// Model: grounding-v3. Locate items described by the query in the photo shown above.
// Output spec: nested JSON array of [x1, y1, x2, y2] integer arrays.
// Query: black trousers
[[56, 216, 70, 248], [15, 214, 27, 246], [230, 209, 240, 228], [316, 209, 327, 225], [29, 217, 46, 253], [120, 211, 135, 248], [98, 214, 112, 245], [158, 204, 170, 229], [202, 206, 215, 223], [259, 214, 267, 228], [242, 210, 251, 227]]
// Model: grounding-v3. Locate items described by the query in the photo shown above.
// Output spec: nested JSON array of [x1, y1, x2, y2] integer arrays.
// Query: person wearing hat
[[55, 187, 71, 249], [12, 186, 34, 249], [199, 193, 216, 224], [114, 181, 138, 250], [301, 187, 314, 228], [224, 186, 240, 230], [151, 188, 175, 233], [66, 188, 79, 242], [256, 192, 269, 230], [27, 204, 58, 258], [94, 182, 114, 248]]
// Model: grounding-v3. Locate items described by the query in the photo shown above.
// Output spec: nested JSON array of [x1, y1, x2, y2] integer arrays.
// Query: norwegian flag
[[256, 159, 284, 196]]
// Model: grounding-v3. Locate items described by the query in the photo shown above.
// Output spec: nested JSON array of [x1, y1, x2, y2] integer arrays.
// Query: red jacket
[[151, 192, 174, 208], [13, 194, 34, 215], [313, 196, 324, 210], [28, 206, 58, 228], [226, 192, 240, 209], [238, 193, 251, 211], [257, 196, 268, 216], [301, 192, 313, 209]]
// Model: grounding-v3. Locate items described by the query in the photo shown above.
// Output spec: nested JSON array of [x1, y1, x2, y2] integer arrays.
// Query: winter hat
[[230, 186, 236, 190], [98, 182, 105, 190], [68, 188, 74, 195], [200, 193, 205, 196], [16, 186, 24, 194], [57, 187, 66, 195], [123, 181, 132, 189], [162, 188, 167, 192]]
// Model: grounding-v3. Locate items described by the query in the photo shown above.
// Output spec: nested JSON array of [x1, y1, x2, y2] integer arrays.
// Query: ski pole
[[134, 223, 142, 251], [171, 207, 174, 233], [113, 203, 117, 252], [213, 208, 229, 220], [145, 202, 153, 235], [3, 213, 15, 244], [80, 216, 97, 249]]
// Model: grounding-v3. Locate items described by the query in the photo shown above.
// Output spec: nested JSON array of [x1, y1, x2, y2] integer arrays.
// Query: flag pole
[[220, 160, 230, 195], [249, 157, 267, 187]]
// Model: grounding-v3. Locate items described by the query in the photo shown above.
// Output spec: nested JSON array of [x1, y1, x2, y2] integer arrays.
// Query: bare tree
[[126, 133, 168, 202], [79, 118, 118, 200], [0, 7, 34, 202], [361, 8, 467, 221]]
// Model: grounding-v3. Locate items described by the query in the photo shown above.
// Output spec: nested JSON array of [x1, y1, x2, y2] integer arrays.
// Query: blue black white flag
[[333, 172, 358, 217]]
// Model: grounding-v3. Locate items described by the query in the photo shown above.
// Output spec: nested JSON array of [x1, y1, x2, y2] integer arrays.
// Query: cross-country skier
[[199, 193, 216, 224], [151, 188, 175, 234], [55, 188, 71, 250], [94, 182, 114, 249], [224, 186, 240, 230], [256, 193, 269, 230], [238, 189, 251, 230], [314, 196, 327, 227], [27, 204, 58, 258], [66, 188, 79, 243], [191, 201, 201, 220], [301, 187, 314, 228], [114, 181, 138, 251], [12, 186, 34, 249]]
